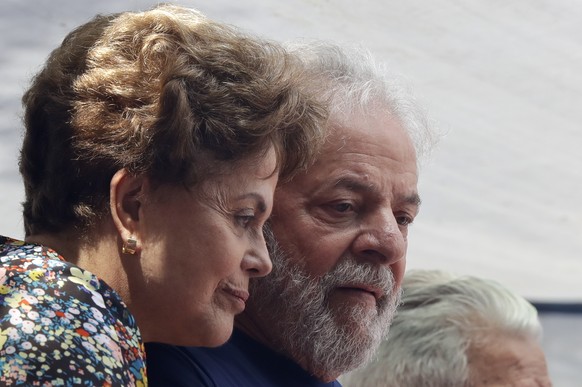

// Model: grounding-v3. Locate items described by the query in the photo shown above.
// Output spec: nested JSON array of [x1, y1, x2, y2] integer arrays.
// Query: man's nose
[[350, 209, 406, 266]]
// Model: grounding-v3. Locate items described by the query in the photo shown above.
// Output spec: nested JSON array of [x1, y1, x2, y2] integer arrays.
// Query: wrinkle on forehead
[[327, 115, 417, 161], [468, 333, 551, 387]]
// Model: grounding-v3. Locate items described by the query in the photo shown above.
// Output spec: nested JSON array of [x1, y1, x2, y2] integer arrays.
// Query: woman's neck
[[25, 227, 128, 301], [25, 231, 82, 264]]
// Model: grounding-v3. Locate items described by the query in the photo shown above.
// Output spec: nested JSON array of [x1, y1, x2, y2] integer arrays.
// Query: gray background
[[1, 1, 580, 385]]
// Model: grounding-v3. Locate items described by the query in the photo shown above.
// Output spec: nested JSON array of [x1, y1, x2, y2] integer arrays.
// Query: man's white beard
[[247, 228, 401, 380]]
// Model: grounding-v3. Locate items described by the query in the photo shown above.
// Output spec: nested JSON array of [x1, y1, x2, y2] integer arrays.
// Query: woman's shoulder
[[0, 236, 147, 385], [0, 235, 144, 324], [0, 236, 116, 312], [1, 236, 121, 305]]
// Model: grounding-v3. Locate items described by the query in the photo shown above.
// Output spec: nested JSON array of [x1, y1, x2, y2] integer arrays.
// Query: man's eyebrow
[[332, 177, 375, 193], [403, 193, 422, 207], [332, 177, 421, 207]]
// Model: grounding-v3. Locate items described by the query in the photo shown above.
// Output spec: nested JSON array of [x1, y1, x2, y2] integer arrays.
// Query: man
[[340, 270, 553, 387], [146, 42, 434, 386]]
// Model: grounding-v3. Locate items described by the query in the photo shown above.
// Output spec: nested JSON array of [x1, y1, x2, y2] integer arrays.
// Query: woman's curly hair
[[20, 4, 327, 236]]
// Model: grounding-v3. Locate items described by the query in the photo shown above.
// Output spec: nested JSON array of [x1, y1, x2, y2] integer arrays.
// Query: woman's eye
[[235, 211, 255, 228]]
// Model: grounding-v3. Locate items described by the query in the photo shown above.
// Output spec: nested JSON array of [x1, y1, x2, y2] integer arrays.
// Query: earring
[[122, 236, 138, 255]]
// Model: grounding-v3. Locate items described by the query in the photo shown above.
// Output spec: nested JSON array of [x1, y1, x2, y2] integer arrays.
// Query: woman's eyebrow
[[235, 193, 267, 213]]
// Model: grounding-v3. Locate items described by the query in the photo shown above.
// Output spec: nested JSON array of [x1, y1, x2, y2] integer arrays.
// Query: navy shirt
[[146, 329, 342, 386]]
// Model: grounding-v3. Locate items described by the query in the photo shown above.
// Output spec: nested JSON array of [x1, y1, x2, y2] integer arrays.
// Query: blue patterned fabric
[[0, 236, 147, 386]]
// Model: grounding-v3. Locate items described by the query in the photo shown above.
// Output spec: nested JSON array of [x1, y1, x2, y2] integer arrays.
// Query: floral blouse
[[0, 236, 147, 386]]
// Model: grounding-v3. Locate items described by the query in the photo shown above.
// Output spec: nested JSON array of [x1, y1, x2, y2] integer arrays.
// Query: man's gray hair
[[340, 269, 543, 387], [285, 41, 437, 162]]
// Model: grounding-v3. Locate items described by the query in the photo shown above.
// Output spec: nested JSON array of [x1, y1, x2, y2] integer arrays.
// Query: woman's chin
[[197, 324, 234, 348]]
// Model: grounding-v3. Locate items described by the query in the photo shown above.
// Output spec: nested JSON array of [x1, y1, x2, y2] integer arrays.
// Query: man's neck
[[234, 312, 339, 383], [234, 311, 274, 349]]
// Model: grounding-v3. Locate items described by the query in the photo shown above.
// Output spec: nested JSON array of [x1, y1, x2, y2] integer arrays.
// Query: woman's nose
[[242, 232, 273, 277]]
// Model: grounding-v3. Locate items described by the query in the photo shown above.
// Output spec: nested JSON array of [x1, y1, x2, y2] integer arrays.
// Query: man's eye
[[396, 215, 414, 226], [331, 202, 354, 213]]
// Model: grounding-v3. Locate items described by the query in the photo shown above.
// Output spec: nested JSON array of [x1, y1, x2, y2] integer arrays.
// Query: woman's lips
[[222, 286, 249, 312], [226, 287, 249, 303]]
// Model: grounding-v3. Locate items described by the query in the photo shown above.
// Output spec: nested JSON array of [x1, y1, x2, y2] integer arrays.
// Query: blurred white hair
[[340, 269, 543, 387]]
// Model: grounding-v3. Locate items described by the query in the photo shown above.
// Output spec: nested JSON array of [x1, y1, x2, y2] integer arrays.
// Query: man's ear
[[110, 169, 147, 245]]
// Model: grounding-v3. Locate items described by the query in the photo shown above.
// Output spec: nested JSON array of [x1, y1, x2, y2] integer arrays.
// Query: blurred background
[[1, 1, 580, 384]]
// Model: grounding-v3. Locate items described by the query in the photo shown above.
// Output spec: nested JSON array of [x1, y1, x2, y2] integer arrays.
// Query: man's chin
[[328, 288, 380, 312], [300, 309, 386, 381], [328, 292, 386, 328], [329, 309, 377, 335]]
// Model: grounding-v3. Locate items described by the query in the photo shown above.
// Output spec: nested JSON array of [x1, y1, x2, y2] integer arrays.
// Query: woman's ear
[[110, 169, 147, 250]]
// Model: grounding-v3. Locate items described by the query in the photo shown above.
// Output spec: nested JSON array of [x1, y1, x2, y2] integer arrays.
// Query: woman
[[0, 4, 325, 385]]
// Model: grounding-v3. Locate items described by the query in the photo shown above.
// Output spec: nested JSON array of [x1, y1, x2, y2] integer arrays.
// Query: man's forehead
[[326, 113, 415, 155], [279, 113, 418, 196]]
